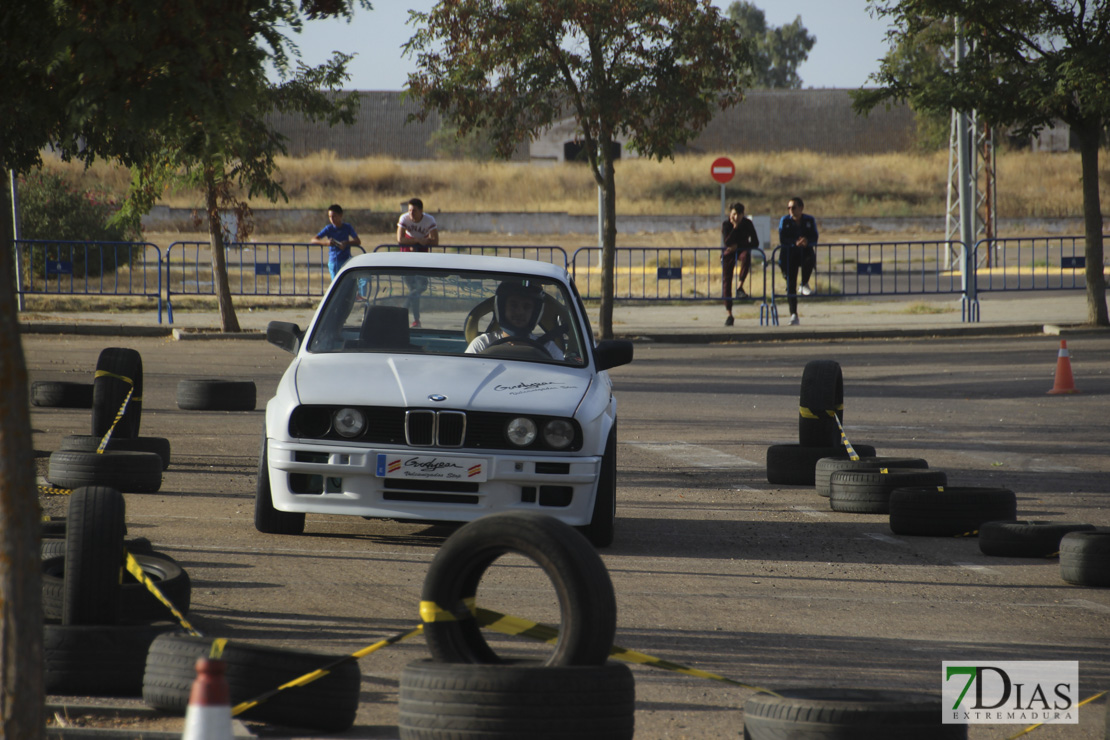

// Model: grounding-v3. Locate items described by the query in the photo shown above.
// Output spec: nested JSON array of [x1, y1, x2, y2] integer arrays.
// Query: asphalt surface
[[22, 291, 1110, 739]]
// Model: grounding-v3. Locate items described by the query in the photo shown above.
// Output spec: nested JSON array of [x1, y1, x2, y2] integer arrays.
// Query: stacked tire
[[42, 486, 188, 696], [767, 360, 877, 486], [398, 512, 635, 739], [45, 347, 166, 493]]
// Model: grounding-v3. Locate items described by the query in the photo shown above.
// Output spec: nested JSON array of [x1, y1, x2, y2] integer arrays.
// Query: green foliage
[[726, 1, 815, 89], [16, 171, 142, 278]]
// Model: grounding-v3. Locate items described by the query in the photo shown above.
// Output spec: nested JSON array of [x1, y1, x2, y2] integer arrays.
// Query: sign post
[[710, 157, 736, 245]]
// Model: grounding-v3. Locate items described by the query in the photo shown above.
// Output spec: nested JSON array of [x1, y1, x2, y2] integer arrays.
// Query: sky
[[281, 1, 896, 91]]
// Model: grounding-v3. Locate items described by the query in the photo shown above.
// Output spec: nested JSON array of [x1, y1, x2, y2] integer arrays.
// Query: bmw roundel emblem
[[428, 394, 447, 402]]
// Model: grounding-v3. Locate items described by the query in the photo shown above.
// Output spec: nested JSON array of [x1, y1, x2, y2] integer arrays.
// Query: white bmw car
[[256, 252, 633, 547]]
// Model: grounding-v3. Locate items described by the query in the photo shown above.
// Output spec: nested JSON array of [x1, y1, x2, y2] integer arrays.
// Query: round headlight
[[543, 419, 575, 449], [506, 417, 537, 447], [333, 407, 366, 438]]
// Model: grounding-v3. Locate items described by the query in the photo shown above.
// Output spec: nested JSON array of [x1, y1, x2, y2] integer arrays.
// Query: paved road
[[26, 331, 1110, 739]]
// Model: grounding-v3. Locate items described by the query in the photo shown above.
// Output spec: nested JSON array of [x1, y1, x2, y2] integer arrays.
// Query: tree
[[726, 1, 815, 89], [0, 1, 368, 733], [404, 0, 749, 339], [855, 0, 1109, 326]]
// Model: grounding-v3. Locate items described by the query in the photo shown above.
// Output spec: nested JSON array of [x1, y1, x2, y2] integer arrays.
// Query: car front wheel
[[253, 433, 306, 535]]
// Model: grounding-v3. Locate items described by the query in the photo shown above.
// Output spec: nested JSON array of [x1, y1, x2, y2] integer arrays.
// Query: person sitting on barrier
[[721, 201, 759, 326], [466, 279, 563, 360], [777, 196, 818, 326], [312, 204, 361, 281]]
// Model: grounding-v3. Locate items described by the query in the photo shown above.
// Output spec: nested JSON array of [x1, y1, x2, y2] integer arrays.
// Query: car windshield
[[305, 267, 588, 366]]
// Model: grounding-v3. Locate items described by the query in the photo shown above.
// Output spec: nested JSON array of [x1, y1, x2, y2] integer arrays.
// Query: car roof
[[341, 251, 570, 281]]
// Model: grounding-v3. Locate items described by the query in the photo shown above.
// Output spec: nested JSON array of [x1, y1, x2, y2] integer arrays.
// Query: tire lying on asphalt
[[889, 486, 1017, 537], [92, 347, 143, 439], [60, 434, 172, 470], [799, 360, 844, 448], [979, 520, 1096, 559], [42, 552, 191, 624], [63, 485, 126, 625], [47, 449, 163, 493], [32, 380, 94, 408], [177, 378, 257, 411], [766, 444, 878, 487], [815, 456, 928, 498], [829, 469, 948, 515], [42, 535, 153, 561], [1059, 528, 1110, 587], [421, 511, 616, 666], [143, 633, 360, 732], [398, 660, 635, 740], [45, 622, 178, 697], [743, 687, 965, 740]]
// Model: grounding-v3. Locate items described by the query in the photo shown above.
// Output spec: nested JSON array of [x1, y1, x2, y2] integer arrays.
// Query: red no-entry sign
[[710, 157, 735, 184]]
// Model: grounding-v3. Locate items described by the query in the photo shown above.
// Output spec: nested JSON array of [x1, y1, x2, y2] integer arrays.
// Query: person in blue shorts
[[312, 204, 361, 281]]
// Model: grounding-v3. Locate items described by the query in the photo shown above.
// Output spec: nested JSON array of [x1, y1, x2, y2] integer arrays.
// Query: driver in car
[[466, 279, 564, 360]]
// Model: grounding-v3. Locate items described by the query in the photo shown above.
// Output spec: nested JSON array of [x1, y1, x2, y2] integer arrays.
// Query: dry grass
[[36, 148, 1107, 219]]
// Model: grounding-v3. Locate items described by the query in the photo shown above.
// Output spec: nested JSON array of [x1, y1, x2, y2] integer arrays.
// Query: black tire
[[799, 360, 844, 447], [979, 520, 1096, 558], [889, 487, 1017, 537], [43, 552, 191, 624], [766, 443, 878, 487], [815, 456, 928, 498], [177, 378, 257, 411], [142, 633, 360, 732], [31, 380, 93, 408], [41, 516, 67, 539], [92, 347, 143, 439], [398, 660, 635, 739], [63, 485, 126, 625], [421, 511, 616, 666], [254, 433, 305, 535], [47, 449, 162, 493], [829, 469, 948, 515], [1059, 528, 1110, 587], [579, 426, 616, 548], [42, 535, 153, 560], [743, 687, 965, 739], [44, 622, 177, 697], [60, 434, 172, 470]]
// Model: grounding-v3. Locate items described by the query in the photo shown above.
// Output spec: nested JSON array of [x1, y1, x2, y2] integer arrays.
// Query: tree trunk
[[0, 192, 46, 740], [1075, 122, 1108, 327], [205, 170, 241, 333], [597, 139, 618, 340]]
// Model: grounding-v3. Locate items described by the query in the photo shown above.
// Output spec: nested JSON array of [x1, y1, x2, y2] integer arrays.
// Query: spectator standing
[[720, 202, 759, 326], [396, 198, 439, 328], [777, 196, 818, 326], [312, 204, 361, 281]]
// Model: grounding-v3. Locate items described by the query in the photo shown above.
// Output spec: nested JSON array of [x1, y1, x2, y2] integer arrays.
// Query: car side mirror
[[594, 340, 633, 371], [267, 321, 303, 354]]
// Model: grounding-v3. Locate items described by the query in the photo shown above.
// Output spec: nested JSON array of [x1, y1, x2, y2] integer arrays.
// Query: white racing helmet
[[494, 279, 545, 338]]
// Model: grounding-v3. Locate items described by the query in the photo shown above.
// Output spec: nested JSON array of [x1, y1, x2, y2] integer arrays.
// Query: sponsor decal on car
[[493, 380, 579, 396], [376, 453, 488, 482]]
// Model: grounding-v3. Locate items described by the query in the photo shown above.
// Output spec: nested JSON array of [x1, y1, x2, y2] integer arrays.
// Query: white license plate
[[375, 453, 487, 482]]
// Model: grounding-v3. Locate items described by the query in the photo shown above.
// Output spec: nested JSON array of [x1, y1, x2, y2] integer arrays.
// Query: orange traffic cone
[[1048, 339, 1080, 395], [181, 658, 233, 740]]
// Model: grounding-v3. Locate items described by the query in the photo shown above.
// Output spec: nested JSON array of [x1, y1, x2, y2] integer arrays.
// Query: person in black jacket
[[777, 196, 818, 325], [721, 202, 759, 326]]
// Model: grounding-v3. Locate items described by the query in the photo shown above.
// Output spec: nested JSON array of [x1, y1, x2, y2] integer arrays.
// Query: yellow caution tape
[[1005, 690, 1107, 739], [419, 597, 476, 623], [798, 404, 843, 420], [209, 638, 228, 660], [829, 409, 860, 462], [92, 370, 135, 454], [124, 549, 202, 637], [38, 485, 72, 496], [231, 625, 424, 717]]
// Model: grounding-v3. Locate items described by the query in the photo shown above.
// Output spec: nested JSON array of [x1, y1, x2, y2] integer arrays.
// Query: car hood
[[290, 353, 591, 416]]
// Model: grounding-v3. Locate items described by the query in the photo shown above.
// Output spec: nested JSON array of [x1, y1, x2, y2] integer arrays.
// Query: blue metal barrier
[[569, 246, 771, 312], [14, 239, 164, 322], [971, 235, 1098, 291], [164, 241, 366, 323], [373, 244, 569, 268]]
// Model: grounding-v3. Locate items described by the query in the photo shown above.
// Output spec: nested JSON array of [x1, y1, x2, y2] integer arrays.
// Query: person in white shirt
[[466, 279, 563, 360], [396, 198, 438, 328]]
